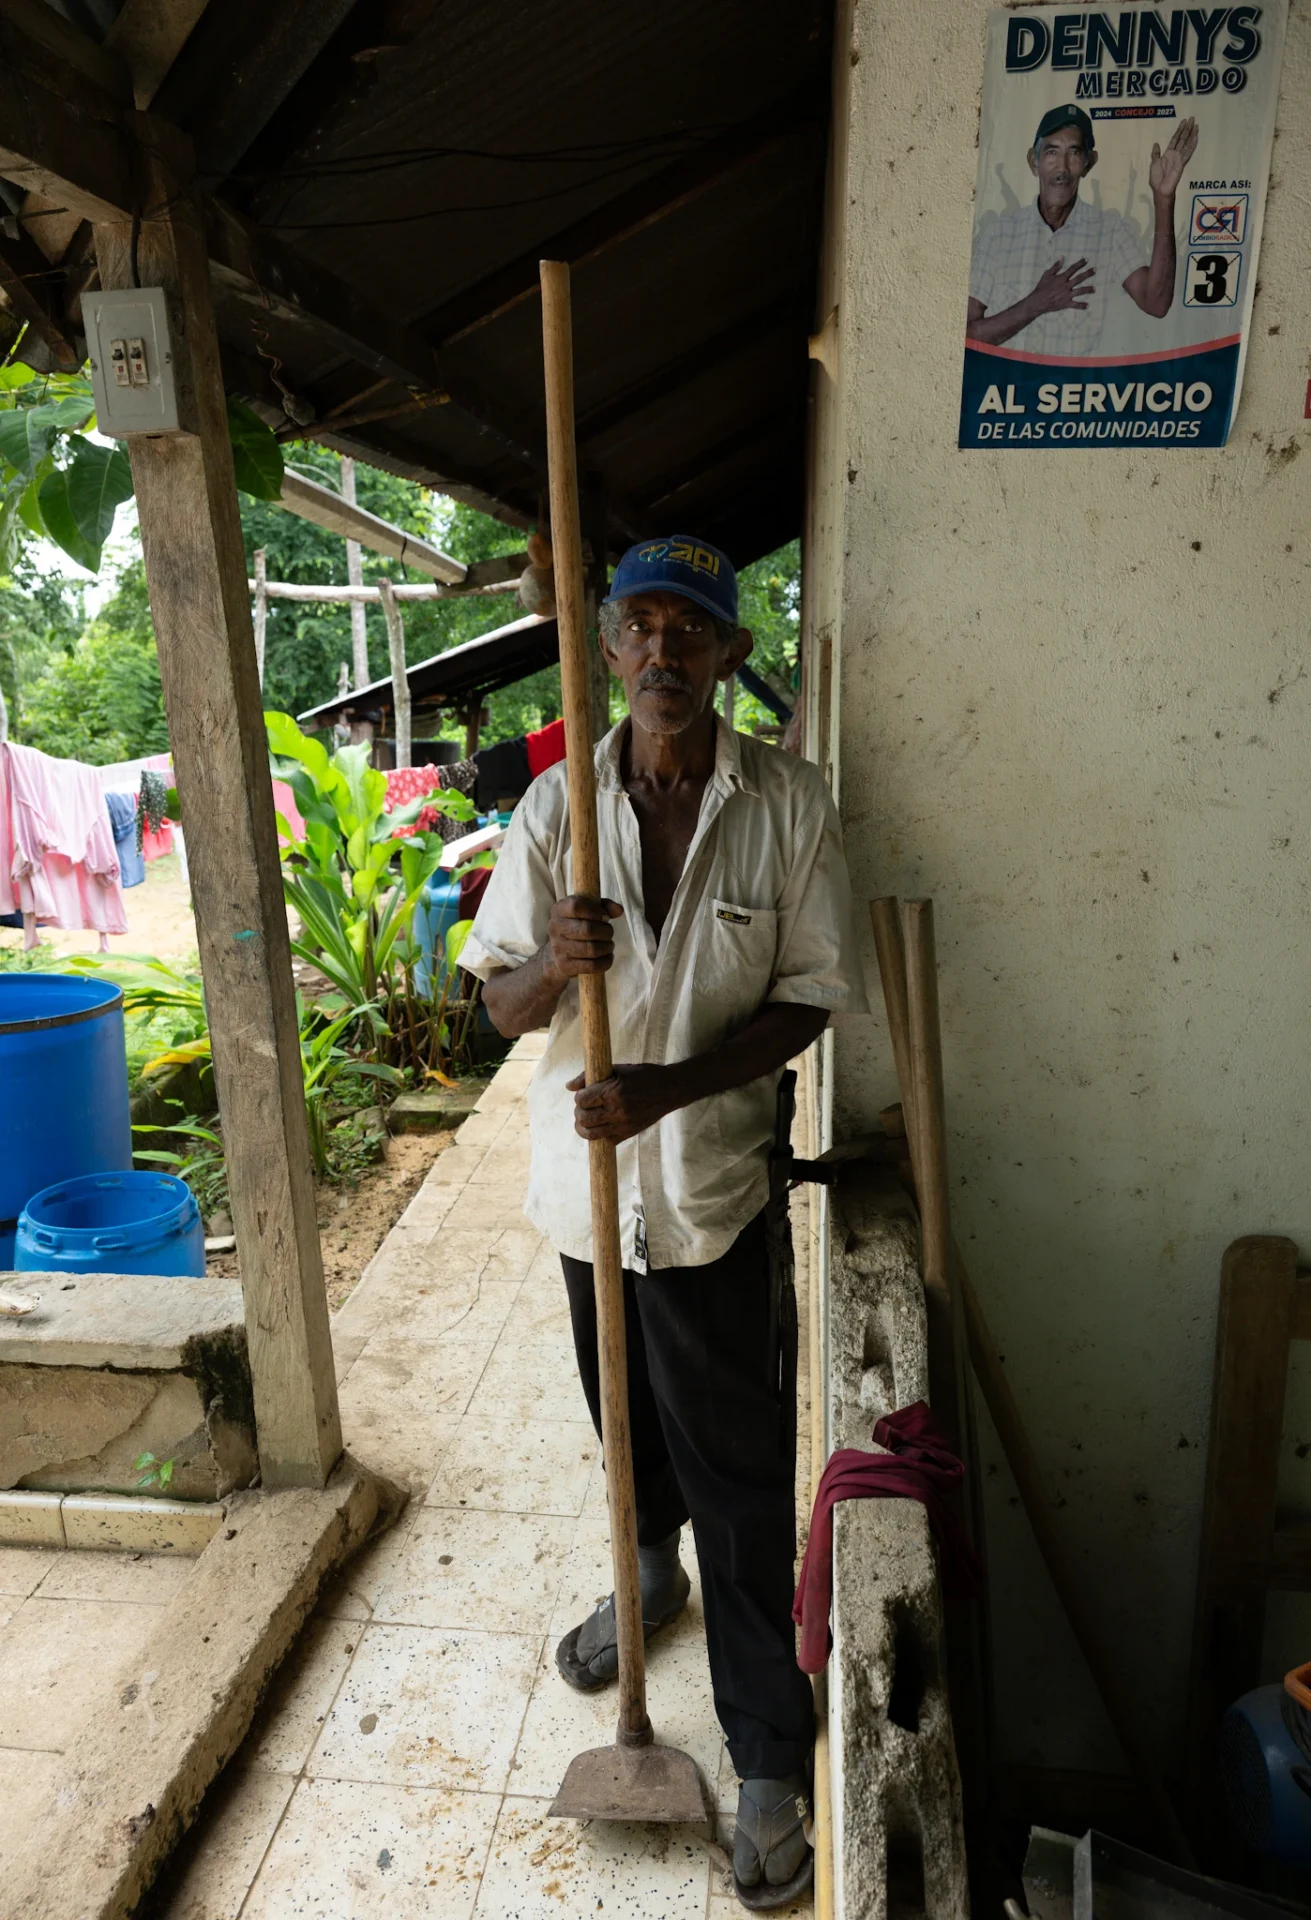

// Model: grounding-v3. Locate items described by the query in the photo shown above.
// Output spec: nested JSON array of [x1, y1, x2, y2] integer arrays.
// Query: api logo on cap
[[637, 539, 722, 579]]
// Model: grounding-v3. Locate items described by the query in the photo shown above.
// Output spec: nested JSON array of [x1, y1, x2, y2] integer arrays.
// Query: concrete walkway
[[142, 1033, 813, 1919]]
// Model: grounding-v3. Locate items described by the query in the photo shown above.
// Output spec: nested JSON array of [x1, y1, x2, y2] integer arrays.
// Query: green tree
[[0, 553, 84, 730], [240, 446, 547, 746], [16, 558, 168, 763], [734, 540, 800, 731]]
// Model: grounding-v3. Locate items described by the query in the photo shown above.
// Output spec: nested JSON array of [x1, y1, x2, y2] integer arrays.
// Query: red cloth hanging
[[459, 864, 493, 920], [792, 1400, 983, 1674], [525, 717, 566, 778]]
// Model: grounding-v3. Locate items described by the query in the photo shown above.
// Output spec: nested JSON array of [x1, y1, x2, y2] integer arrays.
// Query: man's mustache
[[637, 669, 693, 693]]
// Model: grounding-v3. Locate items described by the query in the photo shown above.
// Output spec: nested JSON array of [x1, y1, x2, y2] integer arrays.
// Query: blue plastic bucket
[[1221, 1683, 1311, 1869], [0, 975, 132, 1268], [16, 1171, 205, 1277]]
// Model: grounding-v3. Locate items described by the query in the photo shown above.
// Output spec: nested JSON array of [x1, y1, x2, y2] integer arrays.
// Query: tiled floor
[[1, 1034, 814, 1918]]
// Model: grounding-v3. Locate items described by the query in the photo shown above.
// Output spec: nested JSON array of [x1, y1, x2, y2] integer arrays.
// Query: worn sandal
[[732, 1775, 815, 1911], [555, 1565, 691, 1693]]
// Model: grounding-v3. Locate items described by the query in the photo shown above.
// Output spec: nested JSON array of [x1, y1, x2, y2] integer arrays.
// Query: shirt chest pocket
[[692, 897, 779, 1030]]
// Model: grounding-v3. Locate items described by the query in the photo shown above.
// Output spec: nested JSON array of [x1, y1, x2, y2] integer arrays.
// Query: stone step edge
[[0, 1486, 227, 1554]]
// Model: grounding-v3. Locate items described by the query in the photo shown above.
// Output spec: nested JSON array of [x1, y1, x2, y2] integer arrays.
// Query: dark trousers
[[560, 1210, 814, 1779]]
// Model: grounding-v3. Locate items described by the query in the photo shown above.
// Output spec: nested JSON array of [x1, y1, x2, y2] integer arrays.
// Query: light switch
[[86, 288, 180, 434]]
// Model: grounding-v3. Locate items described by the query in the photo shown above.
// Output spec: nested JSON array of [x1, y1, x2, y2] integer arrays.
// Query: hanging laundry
[[138, 768, 169, 856], [5, 741, 128, 946], [473, 736, 531, 812], [106, 791, 145, 889], [525, 716, 567, 778]]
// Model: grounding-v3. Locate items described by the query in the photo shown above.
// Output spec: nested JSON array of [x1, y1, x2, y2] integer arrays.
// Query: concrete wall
[[809, 0, 1311, 1772]]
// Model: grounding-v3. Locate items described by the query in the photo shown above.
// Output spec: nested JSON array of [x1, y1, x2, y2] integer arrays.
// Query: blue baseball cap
[[602, 535, 738, 626]]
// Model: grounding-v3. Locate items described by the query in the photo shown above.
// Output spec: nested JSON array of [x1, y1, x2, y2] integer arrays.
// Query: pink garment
[[271, 777, 305, 846], [385, 764, 445, 840], [4, 742, 127, 936], [0, 747, 17, 916]]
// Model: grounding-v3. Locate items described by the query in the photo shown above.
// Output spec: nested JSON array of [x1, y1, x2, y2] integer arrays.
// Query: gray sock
[[637, 1528, 684, 1615]]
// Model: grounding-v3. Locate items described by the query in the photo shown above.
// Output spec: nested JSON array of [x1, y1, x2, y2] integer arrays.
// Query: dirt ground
[[0, 852, 199, 963], [205, 1128, 455, 1312]]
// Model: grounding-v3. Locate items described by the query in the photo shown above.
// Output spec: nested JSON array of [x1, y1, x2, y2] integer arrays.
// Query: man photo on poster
[[967, 104, 1199, 355]]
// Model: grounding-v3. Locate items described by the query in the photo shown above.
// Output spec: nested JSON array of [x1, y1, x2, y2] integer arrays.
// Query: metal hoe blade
[[550, 1739, 708, 1824]]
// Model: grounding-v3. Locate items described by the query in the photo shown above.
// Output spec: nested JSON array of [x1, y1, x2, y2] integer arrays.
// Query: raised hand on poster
[[1032, 257, 1095, 315], [1149, 118, 1199, 200]]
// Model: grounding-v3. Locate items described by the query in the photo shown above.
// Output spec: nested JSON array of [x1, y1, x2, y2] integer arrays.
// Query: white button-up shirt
[[460, 717, 868, 1270], [970, 197, 1148, 357]]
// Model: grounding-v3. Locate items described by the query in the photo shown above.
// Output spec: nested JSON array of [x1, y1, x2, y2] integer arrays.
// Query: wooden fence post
[[94, 116, 341, 1487], [252, 546, 268, 686], [377, 577, 410, 768], [340, 455, 370, 690]]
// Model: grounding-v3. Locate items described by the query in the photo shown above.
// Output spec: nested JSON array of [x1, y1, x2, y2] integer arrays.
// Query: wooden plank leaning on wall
[[93, 112, 341, 1487]]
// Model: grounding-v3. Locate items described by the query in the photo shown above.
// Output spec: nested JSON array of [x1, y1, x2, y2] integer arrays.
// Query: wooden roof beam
[[205, 201, 549, 482], [642, 414, 796, 516], [105, 0, 209, 110], [0, 226, 82, 369], [0, 1, 134, 221], [151, 0, 360, 183], [576, 294, 802, 449], [205, 197, 441, 391], [278, 465, 467, 584], [422, 99, 821, 350]]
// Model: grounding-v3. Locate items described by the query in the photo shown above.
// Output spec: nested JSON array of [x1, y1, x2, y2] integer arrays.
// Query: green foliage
[[134, 1451, 176, 1492], [36, 439, 133, 572], [227, 398, 285, 500], [0, 369, 102, 572], [67, 952, 211, 1088], [0, 943, 59, 971], [734, 541, 800, 731], [267, 711, 484, 1080], [0, 363, 283, 574], [133, 1113, 228, 1218], [16, 560, 168, 763], [267, 710, 472, 1006], [300, 999, 401, 1177], [0, 557, 84, 728], [242, 448, 545, 739]]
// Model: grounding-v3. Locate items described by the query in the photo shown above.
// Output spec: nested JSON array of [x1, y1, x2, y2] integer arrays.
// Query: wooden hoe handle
[[540, 260, 650, 1748]]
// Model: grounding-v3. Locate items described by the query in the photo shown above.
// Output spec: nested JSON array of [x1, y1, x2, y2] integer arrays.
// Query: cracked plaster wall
[[809, 0, 1311, 1774]]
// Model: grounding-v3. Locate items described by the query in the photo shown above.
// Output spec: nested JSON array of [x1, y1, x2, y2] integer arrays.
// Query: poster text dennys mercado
[[1005, 9, 1264, 97]]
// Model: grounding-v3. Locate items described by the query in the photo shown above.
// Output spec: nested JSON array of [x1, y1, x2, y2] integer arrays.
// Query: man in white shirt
[[460, 534, 866, 1910], [967, 102, 1198, 356]]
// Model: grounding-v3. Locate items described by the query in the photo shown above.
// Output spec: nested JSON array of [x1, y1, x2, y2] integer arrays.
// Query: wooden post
[[901, 898, 964, 1448], [1186, 1234, 1298, 1864], [93, 118, 341, 1488], [377, 576, 410, 768], [541, 257, 650, 1747], [722, 672, 735, 729], [463, 707, 483, 758], [252, 546, 268, 687], [340, 455, 370, 690], [581, 470, 612, 746]]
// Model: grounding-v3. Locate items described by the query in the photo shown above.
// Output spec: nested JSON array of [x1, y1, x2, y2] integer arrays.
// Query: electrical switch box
[[85, 288, 180, 435]]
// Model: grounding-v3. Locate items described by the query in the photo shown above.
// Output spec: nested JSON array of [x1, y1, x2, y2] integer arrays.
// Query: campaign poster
[[959, 3, 1287, 450]]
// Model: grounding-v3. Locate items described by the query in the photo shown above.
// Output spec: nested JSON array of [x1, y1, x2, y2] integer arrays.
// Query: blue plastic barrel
[[16, 1171, 205, 1277], [413, 877, 465, 996], [0, 975, 132, 1268]]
